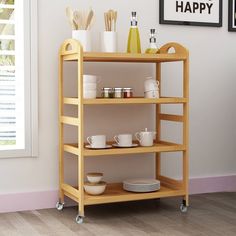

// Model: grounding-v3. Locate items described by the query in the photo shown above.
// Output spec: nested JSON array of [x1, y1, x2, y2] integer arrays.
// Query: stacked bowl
[[144, 77, 159, 98], [84, 173, 107, 195], [83, 75, 98, 99]]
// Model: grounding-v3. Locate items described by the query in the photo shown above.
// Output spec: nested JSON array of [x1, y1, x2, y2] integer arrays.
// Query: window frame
[[0, 0, 38, 158]]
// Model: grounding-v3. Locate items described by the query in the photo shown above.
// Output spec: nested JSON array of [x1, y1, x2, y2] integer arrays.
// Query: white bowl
[[144, 90, 159, 98], [84, 181, 106, 195], [83, 83, 97, 90], [83, 75, 97, 83], [87, 172, 103, 183], [84, 90, 97, 99]]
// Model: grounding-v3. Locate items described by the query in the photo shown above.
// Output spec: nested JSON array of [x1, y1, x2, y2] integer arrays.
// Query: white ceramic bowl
[[84, 90, 97, 99], [87, 172, 103, 183], [144, 90, 159, 98], [83, 83, 97, 90], [84, 181, 106, 195], [83, 75, 97, 83]]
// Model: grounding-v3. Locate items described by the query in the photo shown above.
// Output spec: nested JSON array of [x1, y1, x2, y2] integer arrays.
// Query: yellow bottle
[[145, 29, 159, 54], [127, 12, 141, 53]]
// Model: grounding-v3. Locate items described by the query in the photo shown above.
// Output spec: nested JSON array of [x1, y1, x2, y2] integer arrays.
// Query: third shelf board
[[64, 97, 188, 105], [64, 141, 186, 157]]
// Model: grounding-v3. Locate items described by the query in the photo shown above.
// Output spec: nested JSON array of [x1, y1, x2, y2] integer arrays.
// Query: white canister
[[144, 90, 159, 98], [101, 31, 117, 52], [144, 77, 159, 92], [72, 30, 92, 52]]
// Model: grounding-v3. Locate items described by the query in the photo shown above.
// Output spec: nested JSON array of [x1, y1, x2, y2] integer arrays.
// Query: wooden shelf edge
[[84, 183, 185, 206], [63, 97, 188, 105], [63, 141, 185, 157]]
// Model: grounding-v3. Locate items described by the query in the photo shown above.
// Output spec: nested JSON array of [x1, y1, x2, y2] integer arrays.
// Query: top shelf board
[[63, 52, 187, 63]]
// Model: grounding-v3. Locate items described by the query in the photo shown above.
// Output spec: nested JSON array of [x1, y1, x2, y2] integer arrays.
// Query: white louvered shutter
[[0, 1, 16, 148]]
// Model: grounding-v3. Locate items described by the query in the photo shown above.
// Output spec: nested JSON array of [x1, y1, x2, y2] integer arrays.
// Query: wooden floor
[[1, 192, 236, 236]]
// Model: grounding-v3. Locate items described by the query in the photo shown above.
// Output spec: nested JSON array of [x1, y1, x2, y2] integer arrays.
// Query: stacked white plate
[[83, 75, 98, 99], [123, 178, 160, 193]]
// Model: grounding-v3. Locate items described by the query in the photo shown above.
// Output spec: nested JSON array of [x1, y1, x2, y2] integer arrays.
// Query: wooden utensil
[[85, 9, 94, 30], [114, 11, 117, 32], [66, 7, 76, 30], [73, 10, 81, 30]]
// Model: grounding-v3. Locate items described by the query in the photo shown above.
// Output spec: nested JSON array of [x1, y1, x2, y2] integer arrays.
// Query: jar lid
[[102, 87, 113, 90], [123, 88, 133, 90], [114, 88, 123, 90]]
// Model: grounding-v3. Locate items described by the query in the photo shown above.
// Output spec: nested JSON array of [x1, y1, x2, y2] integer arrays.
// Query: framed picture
[[159, 0, 222, 27], [229, 0, 236, 31]]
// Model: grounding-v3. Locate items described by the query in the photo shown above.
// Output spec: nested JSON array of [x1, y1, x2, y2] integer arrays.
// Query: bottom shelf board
[[84, 183, 185, 205]]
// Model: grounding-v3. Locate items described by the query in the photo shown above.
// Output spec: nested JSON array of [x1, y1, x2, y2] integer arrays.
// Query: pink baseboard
[[189, 175, 236, 194], [1, 175, 236, 213]]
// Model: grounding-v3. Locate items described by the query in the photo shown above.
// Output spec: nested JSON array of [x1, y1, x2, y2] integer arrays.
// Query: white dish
[[112, 143, 138, 148], [123, 178, 160, 193], [85, 145, 112, 149], [87, 172, 103, 184], [84, 181, 106, 195]]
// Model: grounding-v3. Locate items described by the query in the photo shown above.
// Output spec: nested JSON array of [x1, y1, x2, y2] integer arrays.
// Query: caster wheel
[[75, 215, 84, 224], [56, 202, 64, 211], [180, 203, 188, 213]]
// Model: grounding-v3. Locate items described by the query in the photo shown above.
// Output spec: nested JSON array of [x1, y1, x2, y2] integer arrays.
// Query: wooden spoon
[[73, 10, 81, 30], [85, 9, 94, 30], [114, 11, 117, 32], [66, 7, 76, 30]]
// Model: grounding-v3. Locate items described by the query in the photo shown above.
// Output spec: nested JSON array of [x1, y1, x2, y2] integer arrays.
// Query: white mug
[[114, 134, 132, 147], [135, 129, 156, 147], [101, 31, 117, 52], [87, 135, 106, 148], [72, 30, 92, 52]]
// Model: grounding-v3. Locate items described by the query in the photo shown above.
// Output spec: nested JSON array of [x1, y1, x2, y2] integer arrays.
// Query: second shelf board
[[84, 183, 185, 205], [64, 141, 186, 157], [64, 97, 188, 105]]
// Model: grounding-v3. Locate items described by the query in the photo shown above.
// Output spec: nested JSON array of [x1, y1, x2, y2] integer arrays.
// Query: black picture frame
[[228, 0, 236, 31], [159, 0, 222, 27]]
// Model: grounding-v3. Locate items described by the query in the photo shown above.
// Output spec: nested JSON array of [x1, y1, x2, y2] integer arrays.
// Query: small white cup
[[72, 30, 92, 52], [83, 83, 97, 90], [101, 31, 117, 52], [114, 134, 132, 147], [87, 135, 106, 148]]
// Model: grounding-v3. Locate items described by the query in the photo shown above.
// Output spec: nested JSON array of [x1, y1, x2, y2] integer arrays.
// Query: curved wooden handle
[[159, 42, 188, 56], [60, 39, 83, 56]]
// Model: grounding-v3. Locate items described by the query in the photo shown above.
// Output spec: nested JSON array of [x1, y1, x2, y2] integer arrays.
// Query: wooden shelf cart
[[57, 39, 189, 223]]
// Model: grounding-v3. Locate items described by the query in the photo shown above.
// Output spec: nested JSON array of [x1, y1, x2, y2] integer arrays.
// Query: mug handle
[[114, 136, 119, 145], [87, 136, 92, 145], [135, 132, 141, 142]]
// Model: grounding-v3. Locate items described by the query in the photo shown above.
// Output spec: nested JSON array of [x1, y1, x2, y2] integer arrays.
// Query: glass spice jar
[[114, 88, 123, 98], [101, 87, 114, 98], [123, 88, 133, 98]]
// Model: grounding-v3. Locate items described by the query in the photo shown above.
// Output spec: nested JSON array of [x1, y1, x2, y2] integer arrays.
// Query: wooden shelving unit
[[58, 39, 189, 223]]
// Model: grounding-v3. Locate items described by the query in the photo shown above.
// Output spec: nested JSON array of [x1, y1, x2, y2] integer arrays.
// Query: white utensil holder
[[72, 30, 92, 52], [101, 31, 117, 52]]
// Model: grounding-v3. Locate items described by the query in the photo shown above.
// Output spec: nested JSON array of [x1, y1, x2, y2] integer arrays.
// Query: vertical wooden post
[[58, 54, 64, 203], [78, 46, 85, 217], [156, 63, 161, 179], [183, 55, 189, 206]]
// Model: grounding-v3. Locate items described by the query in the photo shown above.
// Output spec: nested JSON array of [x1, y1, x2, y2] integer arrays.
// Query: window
[[0, 0, 38, 158]]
